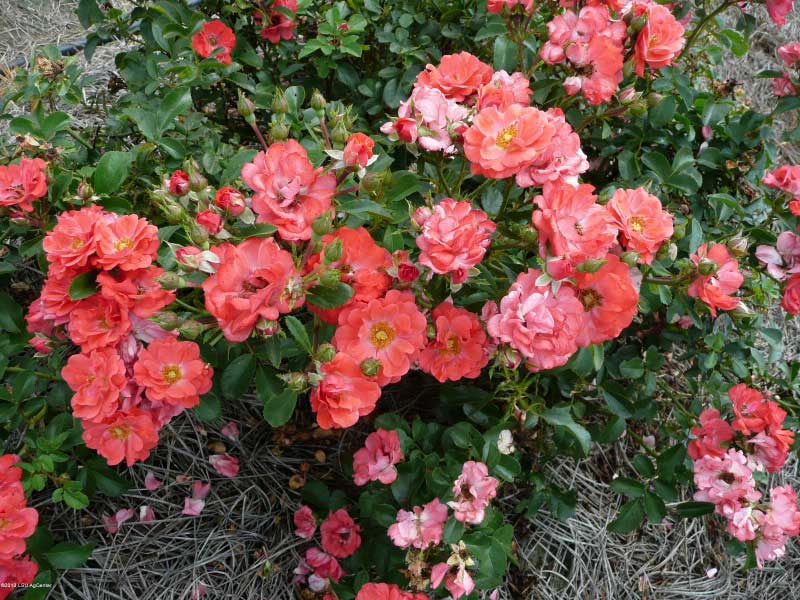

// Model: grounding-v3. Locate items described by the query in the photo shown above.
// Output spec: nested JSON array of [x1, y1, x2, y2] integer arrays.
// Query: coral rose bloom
[[242, 140, 336, 241], [62, 347, 127, 423], [476, 70, 532, 111], [320, 509, 362, 558], [486, 268, 583, 371], [0, 556, 38, 598], [332, 290, 427, 383], [0, 157, 47, 212], [98, 267, 175, 319], [203, 237, 303, 342], [82, 409, 160, 467], [191, 20, 236, 65], [259, 0, 298, 44], [516, 108, 589, 188], [573, 254, 639, 347], [608, 187, 674, 264], [415, 52, 493, 102], [352, 429, 404, 486], [687, 408, 734, 460], [782, 273, 800, 315], [415, 198, 496, 282], [532, 182, 616, 271], [343, 133, 375, 168], [0, 504, 38, 558], [305, 227, 392, 324], [463, 104, 556, 180], [634, 4, 685, 76], [486, 0, 534, 13], [93, 214, 160, 271], [133, 338, 213, 408], [42, 206, 103, 272], [687, 243, 743, 316], [419, 301, 489, 383], [310, 352, 382, 429], [68, 297, 132, 352], [356, 583, 428, 600]]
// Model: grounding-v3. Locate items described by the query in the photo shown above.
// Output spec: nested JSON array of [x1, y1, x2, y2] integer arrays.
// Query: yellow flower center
[[579, 288, 602, 311], [71, 237, 84, 249], [495, 125, 517, 149], [115, 237, 133, 252], [441, 335, 461, 355], [109, 425, 131, 440], [0, 518, 9, 530], [161, 364, 183, 385], [629, 216, 646, 232], [369, 322, 395, 349]]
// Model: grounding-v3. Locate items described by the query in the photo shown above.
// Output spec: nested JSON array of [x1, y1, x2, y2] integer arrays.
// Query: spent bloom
[[449, 461, 499, 524], [387, 498, 448, 550], [320, 509, 362, 558], [294, 505, 317, 540], [352, 429, 404, 486]]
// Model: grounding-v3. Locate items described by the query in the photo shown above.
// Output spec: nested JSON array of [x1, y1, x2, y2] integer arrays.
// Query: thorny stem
[[249, 120, 270, 153]]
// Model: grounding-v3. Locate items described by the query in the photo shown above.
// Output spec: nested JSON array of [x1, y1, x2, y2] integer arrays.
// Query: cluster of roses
[[543, 0, 685, 105], [0, 156, 48, 215], [758, 165, 800, 314], [26, 205, 213, 467], [190, 2, 298, 65], [689, 384, 800, 568], [293, 429, 501, 599], [0, 455, 39, 599]]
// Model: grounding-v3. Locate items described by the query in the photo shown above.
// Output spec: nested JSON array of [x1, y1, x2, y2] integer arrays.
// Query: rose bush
[[2, 0, 800, 597]]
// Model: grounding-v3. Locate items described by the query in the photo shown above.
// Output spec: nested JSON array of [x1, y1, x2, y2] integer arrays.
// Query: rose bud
[[343, 133, 375, 169], [168, 170, 190, 196], [196, 210, 223, 235], [214, 187, 246, 216]]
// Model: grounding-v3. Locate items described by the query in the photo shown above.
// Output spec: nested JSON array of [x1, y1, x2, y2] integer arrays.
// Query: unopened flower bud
[[319, 269, 341, 286], [312, 211, 334, 236], [697, 258, 719, 276], [270, 119, 290, 141], [626, 15, 647, 36], [152, 311, 180, 330], [323, 239, 343, 264], [620, 251, 640, 267], [360, 169, 392, 195], [189, 171, 207, 193], [310, 89, 327, 114], [360, 358, 381, 377], [77, 181, 94, 201], [256, 319, 280, 337], [332, 122, 349, 145], [271, 89, 290, 114], [316, 343, 336, 363], [157, 271, 183, 290], [576, 257, 607, 273], [731, 301, 753, 320], [426, 324, 436, 339], [237, 92, 256, 124], [618, 87, 639, 105], [282, 372, 309, 393], [646, 92, 664, 108], [727, 234, 749, 256], [188, 222, 209, 245], [672, 220, 687, 241], [497, 346, 522, 369], [179, 319, 205, 339]]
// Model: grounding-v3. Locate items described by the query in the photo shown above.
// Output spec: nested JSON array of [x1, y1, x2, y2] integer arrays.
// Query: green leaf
[[93, 151, 133, 194], [44, 542, 95, 569], [619, 358, 644, 379], [608, 500, 644, 534], [610, 477, 645, 498], [68, 271, 98, 301], [262, 388, 297, 427], [195, 392, 221, 422], [221, 355, 255, 399], [541, 406, 591, 454], [675, 501, 715, 518], [442, 517, 465, 544], [284, 316, 312, 354], [649, 96, 676, 128], [493, 36, 517, 72], [257, 368, 297, 427], [63, 487, 89, 510], [307, 282, 354, 309], [0, 293, 23, 333], [157, 87, 193, 135], [644, 490, 667, 523]]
